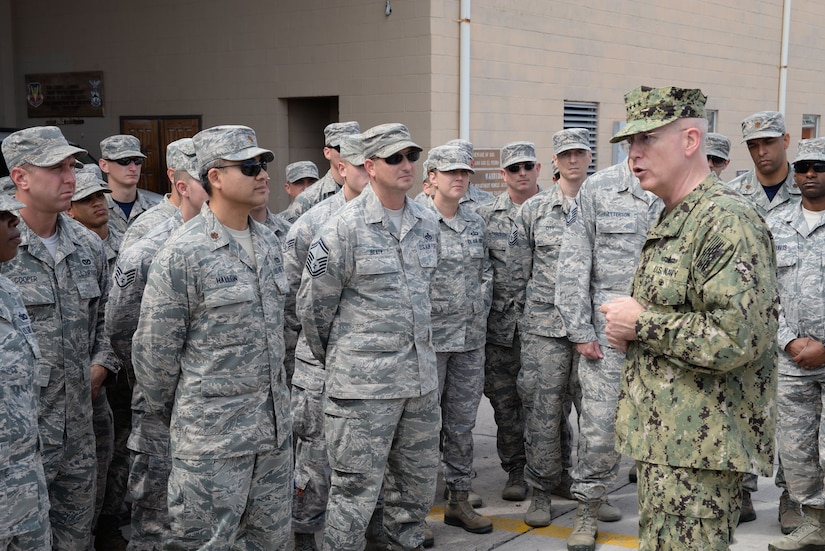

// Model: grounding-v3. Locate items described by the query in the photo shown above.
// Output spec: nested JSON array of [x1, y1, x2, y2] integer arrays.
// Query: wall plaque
[[25, 71, 104, 118]]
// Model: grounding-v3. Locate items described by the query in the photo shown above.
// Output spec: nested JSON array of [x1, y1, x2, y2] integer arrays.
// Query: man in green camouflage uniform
[[477, 141, 540, 502], [3, 126, 118, 550], [0, 192, 52, 549], [106, 143, 208, 551], [726, 110, 801, 530], [603, 85, 778, 551], [767, 137, 825, 551], [281, 122, 360, 223], [297, 123, 440, 551], [133, 125, 292, 550]]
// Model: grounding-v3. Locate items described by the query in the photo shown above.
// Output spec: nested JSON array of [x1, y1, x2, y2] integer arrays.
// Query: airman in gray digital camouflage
[[767, 137, 825, 551], [296, 123, 441, 551], [706, 132, 731, 177], [99, 134, 160, 235], [445, 138, 495, 211], [283, 160, 320, 205], [2, 125, 117, 550], [603, 85, 778, 551], [133, 125, 292, 550], [478, 140, 540, 503]]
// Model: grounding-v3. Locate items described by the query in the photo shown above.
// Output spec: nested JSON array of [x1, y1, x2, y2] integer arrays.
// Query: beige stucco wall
[[4, 0, 825, 209]]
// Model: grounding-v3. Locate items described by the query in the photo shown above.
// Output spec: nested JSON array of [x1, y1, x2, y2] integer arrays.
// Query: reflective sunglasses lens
[[240, 161, 266, 177]]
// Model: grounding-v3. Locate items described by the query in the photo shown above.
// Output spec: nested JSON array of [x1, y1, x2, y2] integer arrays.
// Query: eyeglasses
[[380, 150, 421, 165], [505, 162, 536, 173], [326, 144, 341, 152], [707, 155, 727, 167], [794, 161, 825, 174], [112, 157, 144, 166], [214, 160, 268, 177]]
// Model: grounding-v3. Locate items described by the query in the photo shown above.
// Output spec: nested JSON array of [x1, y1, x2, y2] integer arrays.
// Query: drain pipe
[[459, 0, 471, 140], [778, 0, 791, 114]]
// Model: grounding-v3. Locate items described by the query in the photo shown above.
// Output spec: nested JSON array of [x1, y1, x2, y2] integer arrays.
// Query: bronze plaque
[[470, 148, 506, 195], [25, 71, 104, 118]]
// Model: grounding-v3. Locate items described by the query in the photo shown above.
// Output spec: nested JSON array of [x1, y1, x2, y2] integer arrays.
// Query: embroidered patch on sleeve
[[114, 266, 137, 289], [305, 238, 330, 278]]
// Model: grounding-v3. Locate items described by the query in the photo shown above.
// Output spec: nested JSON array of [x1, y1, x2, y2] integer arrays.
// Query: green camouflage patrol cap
[[741, 111, 786, 143], [193, 125, 274, 174], [286, 160, 320, 182], [100, 134, 145, 160], [553, 128, 591, 155], [324, 121, 360, 148], [793, 137, 825, 163], [166, 138, 200, 179], [72, 171, 112, 202], [338, 134, 366, 167], [446, 139, 474, 158], [610, 86, 707, 143], [426, 145, 474, 173], [361, 123, 422, 160], [500, 141, 537, 168], [705, 132, 731, 160], [2, 126, 87, 170]]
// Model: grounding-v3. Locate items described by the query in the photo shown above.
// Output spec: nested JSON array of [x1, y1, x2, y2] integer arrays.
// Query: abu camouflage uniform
[[296, 181, 441, 551], [555, 160, 662, 502], [616, 174, 778, 549], [119, 196, 178, 251], [133, 204, 292, 550], [2, 214, 116, 550]]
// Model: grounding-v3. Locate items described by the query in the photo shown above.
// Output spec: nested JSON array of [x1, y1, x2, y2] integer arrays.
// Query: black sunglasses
[[112, 157, 144, 166], [707, 155, 727, 167], [794, 161, 825, 174], [214, 160, 268, 177], [326, 144, 341, 152], [505, 162, 536, 173], [380, 150, 421, 165]]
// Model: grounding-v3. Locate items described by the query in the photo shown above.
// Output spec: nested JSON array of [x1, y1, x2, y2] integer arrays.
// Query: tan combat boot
[[769, 506, 825, 551], [501, 469, 528, 501], [779, 490, 805, 535], [444, 490, 493, 534], [524, 488, 552, 527], [567, 501, 598, 551]]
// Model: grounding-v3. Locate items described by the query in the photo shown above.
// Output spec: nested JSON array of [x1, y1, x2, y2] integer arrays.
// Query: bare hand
[[789, 338, 825, 370], [90, 364, 108, 400], [575, 341, 604, 360], [600, 296, 645, 352]]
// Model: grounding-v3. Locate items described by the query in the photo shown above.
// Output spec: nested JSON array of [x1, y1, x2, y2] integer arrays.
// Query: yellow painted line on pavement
[[428, 507, 640, 548]]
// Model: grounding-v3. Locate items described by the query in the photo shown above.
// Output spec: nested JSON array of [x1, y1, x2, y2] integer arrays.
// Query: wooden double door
[[121, 116, 201, 195]]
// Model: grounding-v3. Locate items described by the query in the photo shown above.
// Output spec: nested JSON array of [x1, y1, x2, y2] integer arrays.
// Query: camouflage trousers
[[436, 348, 485, 491], [127, 451, 172, 551], [637, 462, 742, 551], [0, 519, 51, 551], [518, 333, 579, 491], [92, 388, 114, 527], [291, 382, 330, 534], [323, 391, 440, 551], [166, 439, 293, 551], [776, 370, 825, 506], [101, 371, 133, 518], [484, 334, 526, 475], [571, 345, 623, 501], [41, 431, 96, 551]]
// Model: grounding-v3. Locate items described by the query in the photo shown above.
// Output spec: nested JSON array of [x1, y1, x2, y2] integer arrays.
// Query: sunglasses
[[215, 160, 268, 177], [794, 161, 825, 174], [707, 155, 727, 167], [112, 157, 144, 166], [380, 150, 421, 165], [326, 144, 341, 152], [505, 162, 536, 173]]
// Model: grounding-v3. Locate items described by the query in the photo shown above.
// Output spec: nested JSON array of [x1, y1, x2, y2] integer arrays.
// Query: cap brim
[[72, 187, 111, 201], [223, 147, 275, 163], [706, 149, 729, 160], [610, 118, 675, 143], [434, 162, 474, 173], [31, 144, 88, 167], [374, 141, 422, 159], [0, 196, 26, 211], [106, 150, 146, 160], [793, 153, 825, 164], [554, 144, 591, 155], [503, 155, 537, 167], [741, 131, 784, 144]]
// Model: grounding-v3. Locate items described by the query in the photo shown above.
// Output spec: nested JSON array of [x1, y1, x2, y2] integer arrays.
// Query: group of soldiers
[[1, 83, 825, 551]]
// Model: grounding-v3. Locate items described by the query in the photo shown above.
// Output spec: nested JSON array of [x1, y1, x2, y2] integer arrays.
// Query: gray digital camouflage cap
[[286, 160, 320, 182], [76, 162, 104, 180], [100, 134, 145, 160], [501, 141, 537, 168], [0, 180, 24, 210], [706, 132, 732, 160], [361, 123, 422, 160], [426, 145, 474, 173], [166, 138, 200, 179], [793, 137, 825, 164], [2, 126, 87, 170], [446, 139, 474, 158], [741, 111, 786, 143], [0, 176, 17, 197], [324, 121, 361, 148], [72, 171, 112, 202], [610, 85, 707, 143], [192, 125, 274, 174], [338, 134, 366, 167], [553, 128, 591, 155]]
